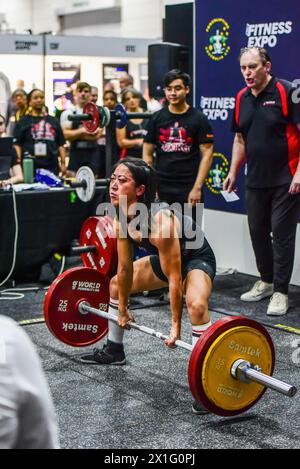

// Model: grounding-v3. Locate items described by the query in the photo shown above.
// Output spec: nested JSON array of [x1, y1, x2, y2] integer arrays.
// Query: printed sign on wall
[[52, 63, 81, 118]]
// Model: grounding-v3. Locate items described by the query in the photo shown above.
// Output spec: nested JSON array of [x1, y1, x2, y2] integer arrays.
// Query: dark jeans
[[246, 184, 300, 294]]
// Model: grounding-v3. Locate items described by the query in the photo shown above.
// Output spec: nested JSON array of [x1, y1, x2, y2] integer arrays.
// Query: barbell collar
[[79, 302, 193, 352], [231, 359, 297, 397]]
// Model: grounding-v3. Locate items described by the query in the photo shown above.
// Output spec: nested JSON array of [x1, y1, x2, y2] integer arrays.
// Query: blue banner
[[195, 0, 300, 214]]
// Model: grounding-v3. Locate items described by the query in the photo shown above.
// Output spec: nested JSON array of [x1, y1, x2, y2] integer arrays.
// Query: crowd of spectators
[[0, 72, 162, 184]]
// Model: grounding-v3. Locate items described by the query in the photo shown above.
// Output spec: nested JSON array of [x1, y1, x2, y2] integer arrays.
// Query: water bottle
[[23, 153, 34, 183]]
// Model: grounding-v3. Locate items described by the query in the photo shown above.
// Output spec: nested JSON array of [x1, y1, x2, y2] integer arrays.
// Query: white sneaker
[[240, 280, 273, 302], [267, 292, 289, 316]]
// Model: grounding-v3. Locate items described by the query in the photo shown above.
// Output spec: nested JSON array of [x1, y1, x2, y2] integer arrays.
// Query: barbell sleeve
[[68, 113, 92, 122], [79, 302, 193, 352], [244, 367, 297, 397], [71, 245, 97, 255], [69, 178, 110, 189], [231, 359, 297, 397], [116, 111, 152, 120], [96, 178, 111, 187]]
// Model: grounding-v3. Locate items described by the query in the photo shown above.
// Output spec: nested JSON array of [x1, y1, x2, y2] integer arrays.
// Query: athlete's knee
[[186, 297, 208, 323], [109, 275, 118, 299]]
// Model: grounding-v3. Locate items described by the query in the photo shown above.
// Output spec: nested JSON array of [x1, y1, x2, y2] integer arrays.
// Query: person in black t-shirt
[[13, 89, 66, 176], [143, 69, 214, 217], [116, 88, 149, 159], [223, 47, 300, 316]]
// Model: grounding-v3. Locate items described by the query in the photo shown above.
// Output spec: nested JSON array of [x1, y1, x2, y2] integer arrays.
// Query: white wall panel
[[0, 54, 43, 92], [0, 0, 171, 37], [32, 0, 61, 33], [0, 0, 32, 32], [121, 0, 163, 38], [61, 23, 121, 36]]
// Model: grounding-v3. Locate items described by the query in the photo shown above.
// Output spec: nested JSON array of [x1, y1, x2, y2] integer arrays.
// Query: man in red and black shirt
[[224, 47, 300, 316]]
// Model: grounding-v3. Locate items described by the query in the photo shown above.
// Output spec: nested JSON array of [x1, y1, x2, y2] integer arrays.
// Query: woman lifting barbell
[[80, 157, 216, 414]]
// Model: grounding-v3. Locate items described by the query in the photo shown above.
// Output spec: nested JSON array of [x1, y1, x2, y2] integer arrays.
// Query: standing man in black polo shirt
[[223, 47, 300, 316], [143, 69, 214, 218]]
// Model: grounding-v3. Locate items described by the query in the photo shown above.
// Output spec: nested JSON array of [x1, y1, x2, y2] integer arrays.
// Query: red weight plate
[[44, 267, 110, 347], [83, 102, 100, 133], [79, 216, 118, 277], [188, 316, 275, 417]]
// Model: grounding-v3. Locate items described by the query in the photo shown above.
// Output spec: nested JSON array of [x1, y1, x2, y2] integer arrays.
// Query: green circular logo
[[206, 153, 230, 194], [205, 18, 231, 61]]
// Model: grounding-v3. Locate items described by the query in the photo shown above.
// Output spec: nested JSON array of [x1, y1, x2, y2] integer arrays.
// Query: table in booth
[[0, 186, 106, 281]]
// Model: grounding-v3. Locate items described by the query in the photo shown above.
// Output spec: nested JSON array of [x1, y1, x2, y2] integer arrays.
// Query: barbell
[[68, 102, 152, 132], [44, 266, 297, 417], [66, 166, 110, 203]]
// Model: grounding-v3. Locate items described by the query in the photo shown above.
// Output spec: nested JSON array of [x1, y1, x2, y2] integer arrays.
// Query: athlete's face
[[240, 49, 271, 92], [164, 79, 189, 105], [109, 164, 145, 208]]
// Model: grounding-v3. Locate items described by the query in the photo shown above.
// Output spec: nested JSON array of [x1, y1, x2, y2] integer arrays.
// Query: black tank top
[[127, 202, 205, 259]]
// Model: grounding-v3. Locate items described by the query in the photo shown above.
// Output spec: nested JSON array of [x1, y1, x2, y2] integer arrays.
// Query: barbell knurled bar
[[79, 301, 193, 352]]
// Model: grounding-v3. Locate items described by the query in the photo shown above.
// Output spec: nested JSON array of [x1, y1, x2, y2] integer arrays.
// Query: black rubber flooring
[[0, 271, 299, 450]]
